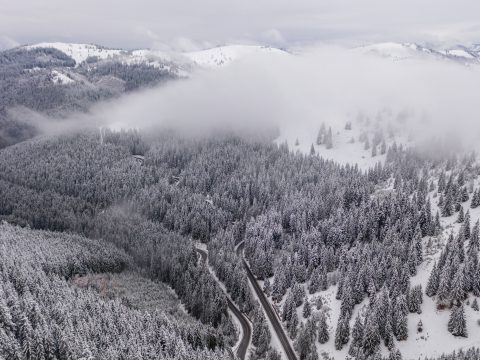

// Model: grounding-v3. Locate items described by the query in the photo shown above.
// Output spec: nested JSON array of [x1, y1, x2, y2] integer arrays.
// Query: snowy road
[[236, 241, 298, 360], [195, 248, 252, 360]]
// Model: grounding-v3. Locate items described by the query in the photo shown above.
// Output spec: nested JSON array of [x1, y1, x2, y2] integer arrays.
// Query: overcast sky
[[1, 0, 479, 50]]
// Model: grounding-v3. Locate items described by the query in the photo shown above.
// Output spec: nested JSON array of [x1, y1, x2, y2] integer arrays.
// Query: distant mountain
[[23, 42, 286, 70], [355, 42, 480, 64]]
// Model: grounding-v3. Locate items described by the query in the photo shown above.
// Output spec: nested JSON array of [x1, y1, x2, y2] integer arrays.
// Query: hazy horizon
[[1, 0, 480, 51]]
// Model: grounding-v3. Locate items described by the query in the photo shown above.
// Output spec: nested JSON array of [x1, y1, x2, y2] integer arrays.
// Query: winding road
[[195, 247, 252, 360], [236, 241, 298, 360]]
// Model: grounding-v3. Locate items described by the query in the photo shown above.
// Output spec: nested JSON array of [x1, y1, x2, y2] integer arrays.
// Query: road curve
[[195, 247, 252, 360], [236, 241, 298, 360]]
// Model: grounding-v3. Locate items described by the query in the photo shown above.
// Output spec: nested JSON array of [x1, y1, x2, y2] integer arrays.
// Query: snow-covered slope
[[356, 42, 480, 64], [25, 42, 124, 64], [184, 45, 285, 68], [22, 42, 287, 70], [50, 69, 74, 85]]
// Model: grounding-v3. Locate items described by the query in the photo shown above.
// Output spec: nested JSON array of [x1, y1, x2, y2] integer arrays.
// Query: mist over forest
[[2, 2, 480, 360]]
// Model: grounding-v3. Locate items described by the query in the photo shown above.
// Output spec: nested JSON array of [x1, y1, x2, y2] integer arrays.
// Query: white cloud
[[0, 0, 479, 49], [0, 35, 19, 50], [51, 45, 480, 147]]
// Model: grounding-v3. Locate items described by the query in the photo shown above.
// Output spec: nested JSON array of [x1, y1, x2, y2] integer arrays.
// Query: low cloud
[[69, 46, 480, 145], [0, 35, 19, 50]]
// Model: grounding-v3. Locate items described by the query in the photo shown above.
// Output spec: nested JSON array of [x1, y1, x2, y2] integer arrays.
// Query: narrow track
[[195, 248, 251, 360], [236, 241, 298, 360]]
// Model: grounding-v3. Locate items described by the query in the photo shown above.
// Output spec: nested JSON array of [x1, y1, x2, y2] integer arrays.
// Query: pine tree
[[436, 263, 452, 306], [464, 210, 471, 239], [326, 128, 333, 149], [448, 304, 467, 337], [317, 311, 329, 344], [389, 348, 403, 360], [334, 316, 350, 350], [472, 298, 479, 311], [450, 265, 466, 306], [316, 124, 326, 145], [469, 220, 479, 254], [442, 193, 453, 217], [288, 308, 298, 339], [303, 298, 311, 319], [349, 315, 364, 356], [310, 144, 315, 156], [384, 316, 394, 350], [393, 296, 408, 341], [438, 171, 446, 193], [362, 313, 380, 356], [380, 140, 387, 155], [282, 292, 294, 322], [457, 206, 465, 223], [294, 319, 317, 360]]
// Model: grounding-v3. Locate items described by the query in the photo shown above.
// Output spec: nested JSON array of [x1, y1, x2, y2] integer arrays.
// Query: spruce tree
[[334, 316, 350, 350], [393, 296, 408, 341], [317, 311, 329, 344], [457, 206, 465, 223], [448, 304, 467, 337], [303, 298, 311, 319], [349, 315, 364, 356], [389, 348, 403, 360], [362, 313, 380, 356], [450, 265, 466, 306], [464, 210, 471, 239], [472, 298, 479, 311], [326, 128, 333, 149]]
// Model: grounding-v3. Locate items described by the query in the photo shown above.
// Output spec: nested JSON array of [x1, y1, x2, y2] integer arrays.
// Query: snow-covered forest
[[1, 115, 480, 358], [2, 4, 480, 357]]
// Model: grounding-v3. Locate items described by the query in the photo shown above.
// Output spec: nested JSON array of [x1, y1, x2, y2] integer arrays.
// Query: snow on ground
[[247, 278, 287, 359], [393, 176, 480, 359], [26, 42, 124, 64], [275, 119, 410, 171], [446, 49, 475, 59], [184, 45, 285, 68], [50, 70, 74, 85], [194, 242, 250, 355], [23, 42, 287, 73], [354, 42, 431, 61]]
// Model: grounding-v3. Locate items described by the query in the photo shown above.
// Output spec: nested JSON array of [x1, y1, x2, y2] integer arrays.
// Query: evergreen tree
[[252, 306, 272, 356], [464, 210, 471, 239], [362, 312, 380, 356], [349, 315, 364, 356], [317, 311, 329, 344], [316, 124, 326, 145], [326, 128, 333, 149], [457, 206, 465, 223], [288, 308, 298, 339], [334, 316, 350, 350], [389, 348, 403, 360], [450, 263, 466, 306], [303, 298, 312, 319], [393, 296, 408, 341], [447, 304, 467, 337], [471, 298, 479, 311]]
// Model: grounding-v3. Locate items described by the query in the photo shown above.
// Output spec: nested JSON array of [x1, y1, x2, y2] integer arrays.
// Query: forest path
[[195, 247, 252, 360], [236, 241, 298, 360]]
